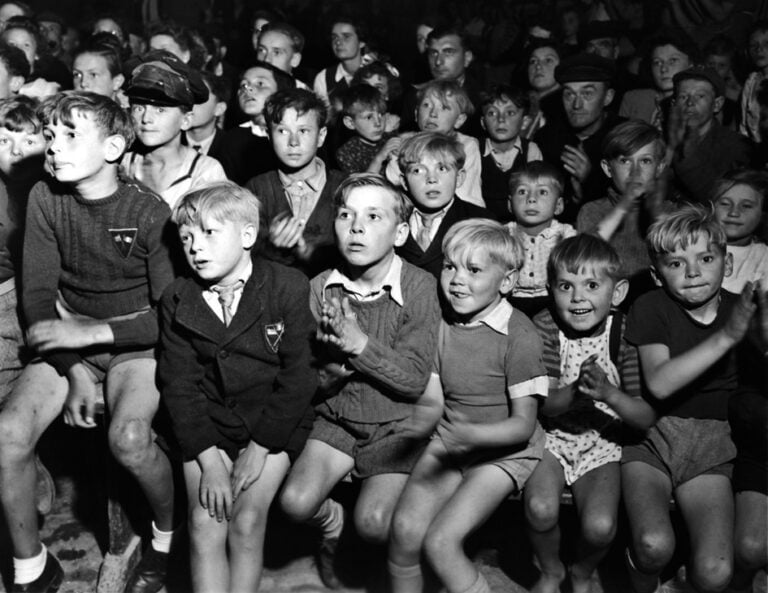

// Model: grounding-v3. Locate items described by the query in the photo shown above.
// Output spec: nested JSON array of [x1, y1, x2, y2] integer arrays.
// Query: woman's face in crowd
[[651, 44, 691, 93], [528, 46, 560, 93]]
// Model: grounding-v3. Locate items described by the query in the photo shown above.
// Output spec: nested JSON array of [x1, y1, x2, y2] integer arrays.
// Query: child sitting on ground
[[158, 182, 316, 593], [389, 218, 547, 593], [336, 83, 391, 174], [0, 91, 176, 593], [479, 84, 542, 222], [526, 235, 656, 593], [279, 172, 441, 589], [622, 204, 756, 593], [577, 120, 667, 305], [711, 169, 768, 294], [121, 49, 226, 209], [506, 161, 577, 319], [373, 80, 484, 207], [245, 88, 347, 278], [395, 131, 491, 279]]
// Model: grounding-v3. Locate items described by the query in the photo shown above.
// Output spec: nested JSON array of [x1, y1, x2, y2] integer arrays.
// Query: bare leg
[[425, 464, 518, 593], [524, 451, 567, 593], [184, 454, 230, 593], [389, 439, 462, 593], [569, 462, 620, 593], [730, 490, 768, 590], [676, 474, 734, 592], [106, 359, 174, 530], [0, 362, 68, 558], [228, 451, 290, 592], [622, 461, 675, 593], [355, 472, 409, 544]]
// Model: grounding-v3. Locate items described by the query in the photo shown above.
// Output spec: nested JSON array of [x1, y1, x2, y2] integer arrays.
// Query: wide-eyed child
[[374, 80, 484, 207], [479, 84, 543, 222], [0, 91, 176, 593], [712, 169, 768, 294], [336, 83, 389, 173], [395, 131, 491, 280], [279, 173, 441, 589], [623, 204, 757, 593], [159, 182, 316, 593], [245, 87, 346, 278], [577, 120, 667, 305], [526, 235, 655, 593], [121, 50, 226, 209], [389, 218, 547, 593], [506, 160, 577, 319]]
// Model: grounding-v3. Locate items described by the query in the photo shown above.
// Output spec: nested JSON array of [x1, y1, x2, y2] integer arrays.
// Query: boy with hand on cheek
[[246, 88, 346, 278], [159, 182, 316, 593], [396, 131, 491, 280], [280, 173, 440, 589]]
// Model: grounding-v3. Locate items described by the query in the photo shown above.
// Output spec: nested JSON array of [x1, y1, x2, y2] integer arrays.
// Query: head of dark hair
[[602, 120, 665, 161], [0, 94, 39, 132], [260, 21, 305, 53], [426, 25, 471, 53], [0, 40, 29, 78], [710, 169, 768, 209], [547, 234, 625, 284], [340, 83, 385, 117], [264, 87, 327, 128], [352, 60, 402, 102], [3, 15, 43, 56], [748, 20, 768, 44], [508, 160, 565, 195], [330, 14, 367, 43], [76, 34, 125, 78], [643, 27, 700, 66], [479, 84, 530, 114], [39, 91, 135, 147], [201, 71, 231, 104], [703, 34, 737, 61], [334, 172, 412, 224], [147, 20, 206, 69], [242, 60, 294, 93]]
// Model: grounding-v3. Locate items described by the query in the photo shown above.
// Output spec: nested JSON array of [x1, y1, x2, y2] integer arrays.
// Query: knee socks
[[312, 498, 344, 540]]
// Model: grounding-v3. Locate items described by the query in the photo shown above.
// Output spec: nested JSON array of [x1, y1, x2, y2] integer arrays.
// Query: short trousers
[[209, 402, 314, 464], [310, 405, 427, 479], [77, 347, 156, 383], [729, 388, 768, 494], [546, 425, 622, 486], [0, 283, 25, 404], [622, 416, 735, 488]]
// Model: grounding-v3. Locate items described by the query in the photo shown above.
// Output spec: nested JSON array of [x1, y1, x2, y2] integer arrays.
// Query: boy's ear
[[9, 75, 24, 94], [611, 278, 629, 307], [713, 95, 725, 115], [180, 110, 193, 132], [317, 125, 328, 147], [394, 221, 410, 247], [499, 268, 517, 296], [723, 251, 733, 277], [603, 88, 615, 107], [241, 222, 258, 249], [600, 158, 613, 179], [290, 51, 302, 69], [455, 167, 466, 189], [521, 114, 532, 133], [453, 112, 467, 130], [214, 100, 227, 118], [103, 134, 127, 162], [463, 49, 474, 68], [649, 265, 663, 287], [342, 115, 356, 131], [112, 74, 125, 94], [554, 196, 564, 216], [480, 117, 487, 132]]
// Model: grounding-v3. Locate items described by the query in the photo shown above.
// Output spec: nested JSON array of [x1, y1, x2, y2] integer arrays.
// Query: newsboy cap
[[125, 49, 209, 108], [555, 53, 616, 85]]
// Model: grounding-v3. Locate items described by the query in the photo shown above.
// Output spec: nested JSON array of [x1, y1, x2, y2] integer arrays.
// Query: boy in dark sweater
[[246, 88, 346, 278], [158, 182, 316, 592], [0, 92, 176, 593], [336, 84, 390, 174], [280, 173, 441, 588]]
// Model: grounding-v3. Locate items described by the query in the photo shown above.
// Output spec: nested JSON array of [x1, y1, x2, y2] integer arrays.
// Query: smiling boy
[[280, 172, 440, 588], [0, 91, 176, 593]]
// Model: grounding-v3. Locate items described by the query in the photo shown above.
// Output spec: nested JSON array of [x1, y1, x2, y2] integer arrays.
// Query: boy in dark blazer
[[158, 181, 316, 593]]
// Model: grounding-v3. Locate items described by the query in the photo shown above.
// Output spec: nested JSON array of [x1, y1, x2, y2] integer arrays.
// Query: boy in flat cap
[[667, 66, 753, 203], [534, 53, 626, 221], [122, 49, 227, 209]]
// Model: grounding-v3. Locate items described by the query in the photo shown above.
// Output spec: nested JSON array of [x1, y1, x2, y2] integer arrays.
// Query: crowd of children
[[0, 2, 765, 593]]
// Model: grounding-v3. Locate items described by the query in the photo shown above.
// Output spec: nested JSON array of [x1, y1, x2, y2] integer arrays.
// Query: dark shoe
[[316, 535, 343, 589], [124, 546, 168, 593], [35, 455, 56, 516], [12, 552, 64, 592]]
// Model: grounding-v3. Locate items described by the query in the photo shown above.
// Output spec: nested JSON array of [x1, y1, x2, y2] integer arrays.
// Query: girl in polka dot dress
[[525, 235, 656, 593]]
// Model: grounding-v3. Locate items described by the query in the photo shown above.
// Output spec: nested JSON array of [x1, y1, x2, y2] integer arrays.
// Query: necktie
[[212, 280, 244, 326], [417, 213, 437, 252], [192, 144, 202, 153]]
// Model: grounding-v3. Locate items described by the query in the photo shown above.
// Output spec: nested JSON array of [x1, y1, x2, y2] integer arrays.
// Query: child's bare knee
[[423, 524, 460, 566], [354, 504, 391, 544], [0, 413, 37, 462], [188, 506, 222, 539], [108, 417, 152, 461], [229, 506, 266, 541], [525, 494, 560, 531], [633, 531, 675, 572], [690, 556, 732, 592], [391, 509, 426, 554], [279, 484, 318, 522], [581, 513, 617, 548], [736, 534, 767, 570]]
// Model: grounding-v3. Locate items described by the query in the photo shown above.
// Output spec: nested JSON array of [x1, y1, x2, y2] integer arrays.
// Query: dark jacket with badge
[[157, 255, 316, 461]]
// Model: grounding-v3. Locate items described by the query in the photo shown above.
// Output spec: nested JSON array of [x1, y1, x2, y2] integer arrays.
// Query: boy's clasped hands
[[318, 296, 368, 356]]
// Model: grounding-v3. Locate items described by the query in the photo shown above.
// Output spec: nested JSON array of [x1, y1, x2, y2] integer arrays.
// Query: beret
[[672, 66, 725, 98], [555, 53, 616, 84], [125, 49, 208, 108]]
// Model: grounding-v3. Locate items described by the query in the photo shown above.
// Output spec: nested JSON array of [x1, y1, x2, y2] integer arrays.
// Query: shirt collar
[[460, 299, 512, 335], [239, 120, 268, 137], [323, 255, 404, 306], [206, 258, 253, 294], [335, 62, 354, 84], [483, 136, 522, 157], [278, 157, 325, 191]]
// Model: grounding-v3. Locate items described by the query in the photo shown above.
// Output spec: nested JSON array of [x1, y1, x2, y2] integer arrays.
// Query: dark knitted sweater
[[23, 177, 173, 374], [310, 260, 441, 423]]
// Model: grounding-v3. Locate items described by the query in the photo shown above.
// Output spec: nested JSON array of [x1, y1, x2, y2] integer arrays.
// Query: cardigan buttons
[[219, 350, 229, 359]]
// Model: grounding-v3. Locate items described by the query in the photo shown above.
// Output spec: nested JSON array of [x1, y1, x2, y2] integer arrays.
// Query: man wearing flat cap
[[667, 65, 753, 203], [534, 53, 626, 221]]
